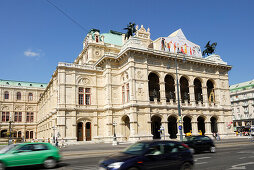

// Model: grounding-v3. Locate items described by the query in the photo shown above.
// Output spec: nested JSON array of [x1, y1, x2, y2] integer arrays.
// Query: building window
[[4, 91, 9, 100], [2, 112, 10, 122], [126, 83, 130, 102], [18, 131, 22, 138], [17, 92, 21, 100], [28, 93, 33, 101], [14, 112, 22, 122], [30, 131, 33, 139], [85, 88, 91, 105], [122, 85, 125, 104], [26, 112, 34, 122], [26, 131, 29, 139], [78, 87, 84, 105]]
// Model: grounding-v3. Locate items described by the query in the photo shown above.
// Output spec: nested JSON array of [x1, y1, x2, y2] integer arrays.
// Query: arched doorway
[[85, 122, 91, 141], [148, 73, 160, 102], [168, 116, 177, 139], [207, 80, 215, 103], [183, 116, 192, 134], [194, 78, 203, 104], [180, 77, 189, 103], [165, 75, 175, 102], [122, 116, 130, 140], [151, 115, 161, 139], [0, 130, 7, 138], [77, 122, 83, 141], [211, 117, 218, 133], [197, 116, 205, 135]]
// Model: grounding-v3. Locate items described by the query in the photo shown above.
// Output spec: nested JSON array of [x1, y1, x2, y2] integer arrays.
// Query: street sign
[[178, 126, 182, 130]]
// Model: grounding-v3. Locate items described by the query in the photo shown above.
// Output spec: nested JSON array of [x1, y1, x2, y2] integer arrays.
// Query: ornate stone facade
[[0, 80, 46, 141], [35, 26, 233, 143]]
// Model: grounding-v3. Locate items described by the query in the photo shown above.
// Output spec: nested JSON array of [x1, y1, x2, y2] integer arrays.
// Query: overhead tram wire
[[46, 0, 89, 33]]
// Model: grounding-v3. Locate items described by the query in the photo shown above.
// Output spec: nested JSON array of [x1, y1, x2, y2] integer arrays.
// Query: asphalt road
[[6, 138, 254, 170], [57, 143, 254, 170]]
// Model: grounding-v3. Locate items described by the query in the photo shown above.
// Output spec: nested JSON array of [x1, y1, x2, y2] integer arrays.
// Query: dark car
[[183, 136, 216, 153], [99, 140, 194, 170]]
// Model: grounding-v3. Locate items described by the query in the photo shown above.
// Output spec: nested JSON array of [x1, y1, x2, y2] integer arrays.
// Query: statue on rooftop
[[124, 22, 136, 40], [202, 41, 217, 56]]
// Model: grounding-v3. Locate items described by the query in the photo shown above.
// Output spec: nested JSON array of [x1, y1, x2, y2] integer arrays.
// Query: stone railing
[[58, 62, 103, 71]]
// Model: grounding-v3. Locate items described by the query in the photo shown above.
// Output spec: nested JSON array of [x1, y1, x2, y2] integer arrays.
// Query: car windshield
[[123, 142, 149, 155], [0, 144, 17, 154]]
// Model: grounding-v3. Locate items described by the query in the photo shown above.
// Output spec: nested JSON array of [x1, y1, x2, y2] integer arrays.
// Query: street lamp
[[8, 120, 13, 145], [174, 50, 185, 141], [112, 122, 118, 146]]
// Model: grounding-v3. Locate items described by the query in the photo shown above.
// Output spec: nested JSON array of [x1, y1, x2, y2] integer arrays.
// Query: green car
[[0, 142, 61, 170]]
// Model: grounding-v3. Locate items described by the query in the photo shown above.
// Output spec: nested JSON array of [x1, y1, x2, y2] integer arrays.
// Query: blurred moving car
[[0, 142, 61, 170], [183, 136, 215, 153], [99, 140, 194, 170]]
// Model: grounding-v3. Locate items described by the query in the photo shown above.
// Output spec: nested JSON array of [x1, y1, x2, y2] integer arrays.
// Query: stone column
[[202, 86, 208, 106], [189, 85, 195, 106], [129, 108, 138, 141], [160, 82, 166, 105], [162, 121, 169, 139], [205, 120, 212, 136], [192, 121, 199, 135]]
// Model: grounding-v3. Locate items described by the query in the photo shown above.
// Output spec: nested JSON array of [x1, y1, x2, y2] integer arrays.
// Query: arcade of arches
[[150, 115, 218, 139], [148, 73, 215, 105]]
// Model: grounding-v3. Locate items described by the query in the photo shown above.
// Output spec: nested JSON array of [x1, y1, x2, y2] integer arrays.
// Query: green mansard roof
[[101, 30, 123, 46], [0, 79, 47, 88], [230, 79, 254, 92]]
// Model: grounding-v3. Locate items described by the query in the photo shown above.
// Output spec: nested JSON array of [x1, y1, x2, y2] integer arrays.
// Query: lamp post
[[174, 51, 184, 141], [8, 120, 13, 145], [112, 122, 118, 146]]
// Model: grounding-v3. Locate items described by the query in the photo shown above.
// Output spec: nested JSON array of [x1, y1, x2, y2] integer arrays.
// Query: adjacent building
[[230, 80, 254, 133], [0, 80, 47, 141]]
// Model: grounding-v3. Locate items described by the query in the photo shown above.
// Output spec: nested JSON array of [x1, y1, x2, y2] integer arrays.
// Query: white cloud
[[24, 49, 41, 59]]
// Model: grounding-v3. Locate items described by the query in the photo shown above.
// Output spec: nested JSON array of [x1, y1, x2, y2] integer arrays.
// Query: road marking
[[239, 157, 247, 159], [194, 156, 211, 162], [229, 162, 254, 170], [196, 162, 208, 165]]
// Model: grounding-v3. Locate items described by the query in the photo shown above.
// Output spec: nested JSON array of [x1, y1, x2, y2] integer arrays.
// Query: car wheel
[[210, 146, 216, 153], [180, 162, 193, 170], [128, 167, 139, 170], [0, 162, 5, 170], [43, 157, 57, 169]]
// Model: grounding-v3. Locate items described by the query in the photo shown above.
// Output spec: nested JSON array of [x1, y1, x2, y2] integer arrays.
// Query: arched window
[[148, 73, 160, 102], [194, 78, 203, 104], [17, 92, 21, 100], [4, 91, 9, 100], [165, 75, 175, 102], [180, 77, 189, 103], [207, 80, 215, 103], [28, 93, 33, 101]]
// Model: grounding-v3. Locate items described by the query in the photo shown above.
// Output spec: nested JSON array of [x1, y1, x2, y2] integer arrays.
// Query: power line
[[46, 0, 89, 32]]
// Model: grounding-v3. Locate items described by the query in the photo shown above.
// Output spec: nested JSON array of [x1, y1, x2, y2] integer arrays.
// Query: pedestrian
[[55, 137, 59, 147], [216, 133, 221, 141], [48, 138, 50, 143]]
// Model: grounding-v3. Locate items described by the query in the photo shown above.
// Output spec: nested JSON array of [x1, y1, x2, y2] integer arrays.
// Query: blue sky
[[0, 0, 253, 85]]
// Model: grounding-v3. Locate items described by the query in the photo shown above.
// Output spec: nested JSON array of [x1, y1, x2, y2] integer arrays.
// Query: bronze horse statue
[[202, 41, 217, 56], [124, 22, 136, 40]]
